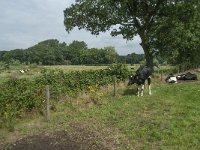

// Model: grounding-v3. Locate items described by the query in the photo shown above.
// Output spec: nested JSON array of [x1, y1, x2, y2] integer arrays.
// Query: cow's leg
[[137, 86, 140, 96], [141, 84, 144, 96], [137, 84, 144, 96], [147, 77, 151, 95], [148, 84, 151, 95]]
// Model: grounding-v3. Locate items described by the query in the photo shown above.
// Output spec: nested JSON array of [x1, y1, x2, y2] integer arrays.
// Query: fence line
[[45, 85, 50, 121], [113, 75, 116, 96]]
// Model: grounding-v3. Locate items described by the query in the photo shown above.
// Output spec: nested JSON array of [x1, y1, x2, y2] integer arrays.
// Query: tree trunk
[[139, 37, 154, 71], [145, 50, 154, 71]]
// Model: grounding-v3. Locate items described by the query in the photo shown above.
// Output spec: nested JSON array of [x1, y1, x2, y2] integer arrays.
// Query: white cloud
[[0, 0, 143, 55]]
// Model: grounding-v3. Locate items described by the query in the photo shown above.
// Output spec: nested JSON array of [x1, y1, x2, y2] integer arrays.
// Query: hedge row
[[0, 64, 130, 129]]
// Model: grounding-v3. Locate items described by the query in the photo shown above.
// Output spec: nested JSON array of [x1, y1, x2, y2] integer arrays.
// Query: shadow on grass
[[123, 88, 137, 96]]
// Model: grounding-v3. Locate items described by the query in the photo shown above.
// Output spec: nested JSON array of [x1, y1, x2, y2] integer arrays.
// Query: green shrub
[[0, 64, 129, 130]]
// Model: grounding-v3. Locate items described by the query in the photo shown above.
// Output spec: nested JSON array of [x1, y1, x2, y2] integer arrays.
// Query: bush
[[0, 64, 129, 129]]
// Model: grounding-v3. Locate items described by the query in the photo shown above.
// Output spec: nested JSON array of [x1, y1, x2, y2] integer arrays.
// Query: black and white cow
[[177, 72, 198, 80], [165, 73, 177, 83], [128, 65, 152, 96]]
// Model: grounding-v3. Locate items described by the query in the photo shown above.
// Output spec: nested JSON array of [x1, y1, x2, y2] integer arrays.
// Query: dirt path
[[1, 130, 109, 150], [2, 131, 80, 150]]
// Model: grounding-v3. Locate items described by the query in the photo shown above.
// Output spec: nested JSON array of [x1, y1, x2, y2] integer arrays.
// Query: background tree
[[67, 40, 88, 64], [64, 0, 198, 70], [26, 39, 65, 65], [126, 53, 145, 65], [1, 49, 25, 63], [79, 47, 118, 65], [153, 1, 200, 68], [103, 46, 118, 64], [0, 39, 124, 65]]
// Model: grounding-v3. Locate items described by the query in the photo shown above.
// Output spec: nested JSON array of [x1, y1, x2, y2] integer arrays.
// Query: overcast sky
[[0, 0, 143, 55]]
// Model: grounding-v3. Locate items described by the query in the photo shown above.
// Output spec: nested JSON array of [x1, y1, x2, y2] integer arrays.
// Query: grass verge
[[1, 79, 200, 149]]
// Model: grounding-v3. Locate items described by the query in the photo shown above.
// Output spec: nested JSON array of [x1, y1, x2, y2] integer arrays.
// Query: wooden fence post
[[45, 85, 50, 121], [113, 75, 116, 96]]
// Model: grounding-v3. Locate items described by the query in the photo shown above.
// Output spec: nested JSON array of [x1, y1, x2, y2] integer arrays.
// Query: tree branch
[[126, 2, 142, 31], [144, 0, 163, 30]]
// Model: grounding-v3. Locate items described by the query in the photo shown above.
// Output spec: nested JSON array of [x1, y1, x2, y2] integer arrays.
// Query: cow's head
[[128, 74, 144, 86], [128, 75, 137, 85]]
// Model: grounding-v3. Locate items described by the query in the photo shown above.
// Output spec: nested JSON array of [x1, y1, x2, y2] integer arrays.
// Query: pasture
[[0, 64, 109, 83], [0, 63, 174, 83], [0, 64, 200, 149]]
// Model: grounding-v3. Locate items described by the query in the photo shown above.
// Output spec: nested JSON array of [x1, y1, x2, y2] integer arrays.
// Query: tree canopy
[[0, 39, 143, 65], [153, 1, 200, 66], [64, 0, 200, 69]]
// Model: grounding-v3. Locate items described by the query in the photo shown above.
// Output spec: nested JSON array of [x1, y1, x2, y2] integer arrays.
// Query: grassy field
[[0, 63, 175, 84], [1, 74, 200, 149], [43, 65, 109, 71], [0, 65, 109, 83], [1, 64, 200, 149]]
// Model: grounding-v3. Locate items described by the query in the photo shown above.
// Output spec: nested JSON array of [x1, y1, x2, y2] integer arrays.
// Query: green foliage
[[0, 64, 129, 129], [1, 69, 200, 148], [109, 63, 130, 81], [152, 1, 200, 67], [80, 47, 118, 65], [63, 0, 167, 68], [0, 78, 45, 129], [64, 0, 199, 69], [0, 39, 132, 65], [119, 53, 145, 64]]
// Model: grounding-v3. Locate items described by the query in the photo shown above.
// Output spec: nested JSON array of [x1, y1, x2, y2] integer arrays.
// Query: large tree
[[153, 1, 200, 66], [64, 0, 198, 69]]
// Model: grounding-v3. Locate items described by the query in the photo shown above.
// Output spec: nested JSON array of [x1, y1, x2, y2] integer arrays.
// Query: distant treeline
[[0, 39, 144, 65]]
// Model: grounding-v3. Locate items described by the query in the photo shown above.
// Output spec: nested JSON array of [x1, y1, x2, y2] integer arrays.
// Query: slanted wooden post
[[113, 75, 116, 96], [45, 85, 50, 121]]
